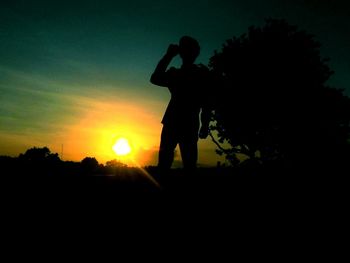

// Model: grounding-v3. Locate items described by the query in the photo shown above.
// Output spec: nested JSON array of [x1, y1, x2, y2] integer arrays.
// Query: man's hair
[[179, 36, 200, 60]]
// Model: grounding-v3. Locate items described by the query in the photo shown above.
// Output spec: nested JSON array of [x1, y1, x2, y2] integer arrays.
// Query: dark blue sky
[[0, 0, 349, 164]]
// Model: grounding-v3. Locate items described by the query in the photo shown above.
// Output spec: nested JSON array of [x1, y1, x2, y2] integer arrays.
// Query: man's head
[[179, 36, 200, 64]]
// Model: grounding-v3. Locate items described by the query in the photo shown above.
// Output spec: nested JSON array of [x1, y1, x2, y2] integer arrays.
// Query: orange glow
[[62, 95, 163, 166]]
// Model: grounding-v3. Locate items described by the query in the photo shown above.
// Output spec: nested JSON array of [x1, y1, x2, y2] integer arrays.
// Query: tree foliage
[[19, 146, 60, 163], [106, 159, 127, 168], [209, 19, 350, 167]]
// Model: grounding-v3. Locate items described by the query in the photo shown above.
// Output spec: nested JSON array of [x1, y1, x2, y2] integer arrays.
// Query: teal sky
[[1, 0, 349, 165]]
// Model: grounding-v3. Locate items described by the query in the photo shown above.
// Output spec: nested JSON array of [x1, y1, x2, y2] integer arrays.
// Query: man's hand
[[166, 44, 179, 57], [199, 126, 209, 139]]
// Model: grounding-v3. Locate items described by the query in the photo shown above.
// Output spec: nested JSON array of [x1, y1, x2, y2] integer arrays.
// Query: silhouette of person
[[150, 36, 211, 172]]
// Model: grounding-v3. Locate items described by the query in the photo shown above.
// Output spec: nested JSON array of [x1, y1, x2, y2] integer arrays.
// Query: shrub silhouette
[[81, 157, 100, 175], [19, 147, 60, 163], [17, 146, 62, 175], [209, 19, 350, 169], [105, 159, 127, 174]]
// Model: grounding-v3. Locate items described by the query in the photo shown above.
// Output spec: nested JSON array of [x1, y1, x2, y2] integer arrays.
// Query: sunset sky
[[1, 0, 349, 166]]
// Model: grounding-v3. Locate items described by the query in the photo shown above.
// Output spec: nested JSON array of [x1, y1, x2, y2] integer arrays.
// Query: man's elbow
[[150, 74, 166, 86], [150, 74, 157, 85]]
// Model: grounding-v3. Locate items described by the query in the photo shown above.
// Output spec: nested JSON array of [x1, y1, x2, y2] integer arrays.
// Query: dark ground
[[2, 165, 346, 205], [1, 163, 347, 246]]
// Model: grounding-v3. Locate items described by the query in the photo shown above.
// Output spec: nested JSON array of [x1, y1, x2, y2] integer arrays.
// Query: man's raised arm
[[150, 44, 178, 87]]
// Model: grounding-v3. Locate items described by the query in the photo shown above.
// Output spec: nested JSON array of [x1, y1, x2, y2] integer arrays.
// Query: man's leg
[[158, 125, 178, 171], [179, 132, 198, 171]]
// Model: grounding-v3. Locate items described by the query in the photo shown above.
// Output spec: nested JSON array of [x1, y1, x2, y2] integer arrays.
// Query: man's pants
[[158, 124, 198, 170]]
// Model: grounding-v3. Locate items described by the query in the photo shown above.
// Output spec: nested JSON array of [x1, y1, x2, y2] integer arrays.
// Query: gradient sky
[[1, 0, 349, 166]]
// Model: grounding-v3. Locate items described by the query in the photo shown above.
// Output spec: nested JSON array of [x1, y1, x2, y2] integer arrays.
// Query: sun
[[112, 138, 132, 156]]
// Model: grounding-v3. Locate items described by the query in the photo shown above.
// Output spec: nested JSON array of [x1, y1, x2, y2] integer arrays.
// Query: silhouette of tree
[[16, 147, 62, 176], [19, 147, 60, 162], [105, 159, 127, 168], [209, 19, 350, 168], [105, 159, 127, 174], [81, 157, 99, 174]]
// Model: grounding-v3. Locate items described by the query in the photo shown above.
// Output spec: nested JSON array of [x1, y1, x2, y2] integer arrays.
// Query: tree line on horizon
[[0, 146, 130, 176]]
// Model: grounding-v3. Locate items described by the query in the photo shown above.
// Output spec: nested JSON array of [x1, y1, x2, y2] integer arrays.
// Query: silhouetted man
[[150, 36, 211, 172]]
